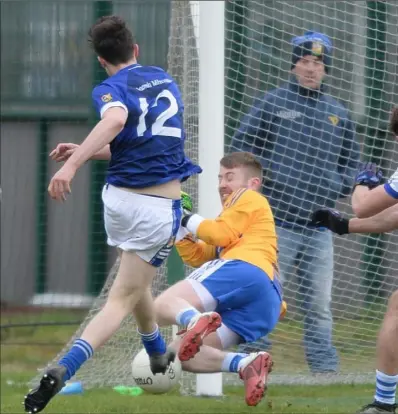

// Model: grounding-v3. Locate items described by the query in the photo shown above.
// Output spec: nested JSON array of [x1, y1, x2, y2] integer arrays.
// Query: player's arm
[[349, 204, 398, 233], [311, 205, 398, 234], [91, 145, 111, 160], [176, 237, 217, 268], [182, 189, 252, 247], [48, 83, 128, 201], [351, 169, 398, 218], [64, 108, 126, 170], [352, 106, 398, 217], [61, 84, 128, 169], [50, 143, 111, 163]]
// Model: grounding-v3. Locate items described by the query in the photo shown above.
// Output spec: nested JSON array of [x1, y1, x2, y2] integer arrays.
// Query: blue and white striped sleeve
[[384, 168, 398, 199]]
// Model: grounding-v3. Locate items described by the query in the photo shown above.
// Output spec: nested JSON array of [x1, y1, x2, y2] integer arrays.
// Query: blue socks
[[176, 307, 200, 328], [221, 353, 247, 373], [375, 370, 398, 405], [139, 325, 167, 356], [58, 339, 94, 381]]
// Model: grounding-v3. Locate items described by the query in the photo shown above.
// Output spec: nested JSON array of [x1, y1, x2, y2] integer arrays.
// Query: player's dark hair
[[88, 15, 135, 65], [220, 152, 263, 180]]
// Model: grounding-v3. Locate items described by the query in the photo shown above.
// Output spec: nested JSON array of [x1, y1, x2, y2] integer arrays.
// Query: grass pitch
[[1, 372, 374, 414], [1, 310, 377, 413]]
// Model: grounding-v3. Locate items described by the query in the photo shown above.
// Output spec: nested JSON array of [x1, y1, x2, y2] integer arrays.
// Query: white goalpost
[[195, 0, 225, 398]]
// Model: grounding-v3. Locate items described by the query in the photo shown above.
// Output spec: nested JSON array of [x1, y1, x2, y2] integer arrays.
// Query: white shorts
[[102, 184, 182, 267]]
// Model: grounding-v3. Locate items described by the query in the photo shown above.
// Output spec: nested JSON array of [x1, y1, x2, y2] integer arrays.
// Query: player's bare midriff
[[119, 179, 182, 200]]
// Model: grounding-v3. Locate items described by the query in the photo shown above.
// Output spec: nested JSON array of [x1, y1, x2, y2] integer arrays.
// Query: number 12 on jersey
[[137, 90, 182, 138]]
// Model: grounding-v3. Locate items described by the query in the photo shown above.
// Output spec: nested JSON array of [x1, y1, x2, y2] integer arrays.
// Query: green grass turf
[[1, 309, 379, 413], [1, 372, 374, 414]]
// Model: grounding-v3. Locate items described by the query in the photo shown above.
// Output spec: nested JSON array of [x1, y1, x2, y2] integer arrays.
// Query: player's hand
[[49, 143, 79, 163], [181, 191, 193, 214], [310, 208, 349, 235], [354, 162, 384, 190], [48, 164, 76, 202]]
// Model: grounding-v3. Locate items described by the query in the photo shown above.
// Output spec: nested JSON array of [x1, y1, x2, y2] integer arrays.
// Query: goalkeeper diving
[[154, 152, 287, 407], [311, 106, 398, 414]]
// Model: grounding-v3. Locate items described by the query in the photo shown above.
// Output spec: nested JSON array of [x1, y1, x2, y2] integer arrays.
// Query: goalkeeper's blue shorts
[[186, 259, 283, 343]]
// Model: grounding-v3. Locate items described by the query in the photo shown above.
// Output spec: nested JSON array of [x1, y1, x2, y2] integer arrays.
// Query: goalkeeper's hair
[[220, 152, 263, 180], [88, 15, 135, 65]]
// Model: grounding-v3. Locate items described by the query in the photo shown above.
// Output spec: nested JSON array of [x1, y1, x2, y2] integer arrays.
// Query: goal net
[[222, 0, 398, 386], [31, 0, 398, 392]]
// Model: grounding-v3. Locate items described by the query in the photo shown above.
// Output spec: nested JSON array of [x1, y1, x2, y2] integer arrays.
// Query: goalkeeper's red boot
[[239, 351, 273, 407], [24, 365, 67, 413], [178, 311, 222, 361]]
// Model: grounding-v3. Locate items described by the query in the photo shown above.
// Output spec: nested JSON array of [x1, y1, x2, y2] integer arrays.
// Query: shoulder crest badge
[[101, 93, 113, 103]]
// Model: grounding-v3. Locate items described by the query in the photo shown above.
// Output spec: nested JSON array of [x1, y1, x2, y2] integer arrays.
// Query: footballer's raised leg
[[154, 279, 222, 362]]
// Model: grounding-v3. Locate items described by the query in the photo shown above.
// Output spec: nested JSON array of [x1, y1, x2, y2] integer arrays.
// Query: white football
[[131, 348, 182, 394]]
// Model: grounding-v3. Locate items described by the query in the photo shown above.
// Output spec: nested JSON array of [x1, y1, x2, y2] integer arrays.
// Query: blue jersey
[[92, 64, 202, 189]]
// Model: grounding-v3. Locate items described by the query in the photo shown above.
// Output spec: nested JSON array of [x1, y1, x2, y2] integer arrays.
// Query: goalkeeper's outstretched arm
[[176, 237, 217, 268], [182, 189, 252, 247]]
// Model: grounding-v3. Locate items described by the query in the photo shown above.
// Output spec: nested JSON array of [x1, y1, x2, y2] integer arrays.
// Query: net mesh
[[224, 0, 398, 385], [30, 0, 398, 392]]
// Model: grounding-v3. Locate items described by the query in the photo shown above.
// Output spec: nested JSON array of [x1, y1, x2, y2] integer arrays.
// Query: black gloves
[[310, 209, 350, 235]]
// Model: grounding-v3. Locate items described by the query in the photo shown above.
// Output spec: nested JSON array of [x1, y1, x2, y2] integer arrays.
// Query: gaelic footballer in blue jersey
[[25, 15, 201, 414]]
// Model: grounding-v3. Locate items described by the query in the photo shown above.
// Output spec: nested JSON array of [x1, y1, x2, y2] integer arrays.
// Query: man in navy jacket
[[230, 31, 360, 373]]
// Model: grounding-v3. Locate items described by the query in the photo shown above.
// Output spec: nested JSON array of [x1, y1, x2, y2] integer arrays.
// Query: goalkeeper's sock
[[176, 307, 200, 328], [58, 339, 94, 381], [221, 353, 247, 373], [139, 325, 167, 356], [374, 370, 398, 405]]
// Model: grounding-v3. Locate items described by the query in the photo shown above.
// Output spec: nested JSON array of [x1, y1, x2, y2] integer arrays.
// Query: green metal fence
[[1, 0, 171, 302]]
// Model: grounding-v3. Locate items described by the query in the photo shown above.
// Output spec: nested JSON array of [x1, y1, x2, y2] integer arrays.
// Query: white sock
[[221, 353, 247, 373], [175, 307, 200, 328]]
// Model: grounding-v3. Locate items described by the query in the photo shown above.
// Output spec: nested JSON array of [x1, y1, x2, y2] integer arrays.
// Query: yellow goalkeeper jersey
[[176, 188, 278, 279]]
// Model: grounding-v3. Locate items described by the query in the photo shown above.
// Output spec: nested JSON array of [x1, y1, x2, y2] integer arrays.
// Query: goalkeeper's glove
[[353, 162, 384, 190], [180, 191, 206, 235], [178, 191, 195, 241], [181, 191, 193, 214], [310, 209, 349, 235]]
